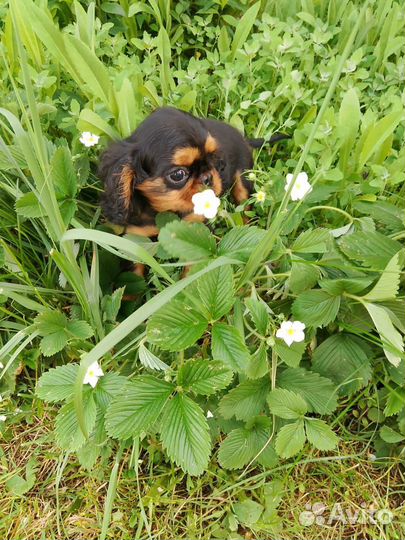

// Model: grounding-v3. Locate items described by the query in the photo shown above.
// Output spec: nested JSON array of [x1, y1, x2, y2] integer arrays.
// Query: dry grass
[[1, 414, 404, 539]]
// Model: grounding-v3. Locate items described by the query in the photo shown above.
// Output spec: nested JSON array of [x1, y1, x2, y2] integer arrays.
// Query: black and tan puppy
[[99, 107, 285, 236]]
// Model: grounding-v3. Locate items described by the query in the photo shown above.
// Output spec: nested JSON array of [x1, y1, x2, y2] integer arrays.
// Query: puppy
[[99, 107, 286, 236]]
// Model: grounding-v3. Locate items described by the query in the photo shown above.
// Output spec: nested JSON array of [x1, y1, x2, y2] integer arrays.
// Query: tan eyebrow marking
[[172, 146, 201, 166], [205, 134, 218, 153]]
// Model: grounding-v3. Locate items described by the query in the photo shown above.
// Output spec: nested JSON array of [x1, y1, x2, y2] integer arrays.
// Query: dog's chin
[[135, 171, 222, 214]]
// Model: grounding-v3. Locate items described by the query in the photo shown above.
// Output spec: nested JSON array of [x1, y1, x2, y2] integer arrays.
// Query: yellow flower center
[[204, 202, 212, 209], [89, 370, 95, 376], [287, 329, 295, 336]]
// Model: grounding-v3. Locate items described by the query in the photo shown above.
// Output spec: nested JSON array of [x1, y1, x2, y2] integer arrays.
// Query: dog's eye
[[168, 168, 189, 183]]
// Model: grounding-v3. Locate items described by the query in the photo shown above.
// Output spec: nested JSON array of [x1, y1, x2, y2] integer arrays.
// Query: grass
[[0, 0, 404, 538]]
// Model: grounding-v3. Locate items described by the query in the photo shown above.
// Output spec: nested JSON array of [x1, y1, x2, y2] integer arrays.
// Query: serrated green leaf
[[274, 340, 306, 368], [138, 343, 169, 371], [15, 192, 44, 218], [362, 253, 401, 302], [219, 377, 270, 421], [67, 320, 94, 339], [160, 394, 211, 476], [245, 296, 270, 335], [51, 146, 77, 198], [35, 310, 68, 335], [277, 367, 338, 414], [218, 428, 256, 469], [217, 226, 266, 262], [6, 458, 37, 496], [197, 265, 234, 321], [147, 297, 208, 351], [338, 231, 401, 269], [292, 290, 341, 328], [289, 258, 320, 295], [36, 363, 79, 403], [247, 342, 268, 379], [105, 376, 174, 439], [319, 277, 373, 295], [40, 331, 68, 356], [275, 420, 306, 458], [305, 418, 338, 451], [292, 229, 331, 253], [177, 360, 232, 395], [212, 323, 250, 372], [383, 387, 405, 417], [365, 303, 404, 367], [158, 221, 216, 261], [101, 287, 125, 322], [55, 394, 96, 451], [230, 1, 261, 61], [353, 201, 405, 233], [267, 388, 308, 419], [94, 372, 127, 410], [380, 425, 405, 444], [312, 333, 372, 396]]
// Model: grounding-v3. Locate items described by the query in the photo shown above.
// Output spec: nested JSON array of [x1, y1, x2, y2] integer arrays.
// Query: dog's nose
[[200, 172, 212, 186]]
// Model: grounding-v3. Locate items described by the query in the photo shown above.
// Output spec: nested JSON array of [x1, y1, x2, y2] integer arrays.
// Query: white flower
[[285, 172, 312, 201], [206, 410, 214, 419], [79, 132, 100, 147], [276, 320, 306, 347], [192, 189, 221, 219], [83, 361, 104, 388], [0, 415, 6, 422], [0, 362, 3, 369], [255, 190, 266, 203], [248, 172, 257, 181]]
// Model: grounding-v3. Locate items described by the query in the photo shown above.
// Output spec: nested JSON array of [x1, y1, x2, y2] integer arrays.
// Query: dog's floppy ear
[[99, 141, 145, 225]]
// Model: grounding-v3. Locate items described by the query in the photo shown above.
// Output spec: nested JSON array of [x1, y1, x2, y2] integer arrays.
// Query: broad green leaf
[[35, 310, 68, 335], [233, 499, 264, 526], [212, 323, 250, 372], [55, 394, 97, 451], [365, 303, 404, 367], [275, 420, 306, 458], [289, 258, 320, 294], [274, 340, 306, 368], [78, 108, 119, 139], [383, 387, 405, 417], [36, 363, 79, 403], [218, 226, 266, 262], [158, 221, 216, 261], [362, 253, 401, 302], [380, 425, 405, 444], [51, 146, 77, 199], [305, 418, 339, 451], [160, 394, 211, 476], [357, 111, 403, 171], [247, 342, 268, 379], [40, 331, 68, 357], [353, 201, 405, 233], [277, 367, 338, 414], [94, 373, 127, 410], [291, 229, 331, 253], [138, 343, 169, 371], [101, 287, 125, 323], [6, 458, 37, 496], [338, 231, 401, 269], [67, 320, 94, 339], [105, 377, 174, 439], [147, 297, 208, 351], [230, 1, 261, 61], [197, 265, 234, 321], [319, 277, 373, 295], [218, 428, 257, 469], [15, 192, 44, 218], [245, 296, 270, 335], [177, 360, 232, 395], [312, 333, 372, 396], [292, 290, 341, 328], [219, 377, 270, 421], [267, 389, 308, 419]]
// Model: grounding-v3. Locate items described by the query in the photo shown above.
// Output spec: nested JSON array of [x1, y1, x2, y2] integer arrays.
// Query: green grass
[[0, 0, 404, 538]]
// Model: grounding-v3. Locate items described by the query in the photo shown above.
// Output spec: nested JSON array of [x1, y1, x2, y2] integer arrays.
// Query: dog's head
[[99, 108, 223, 225]]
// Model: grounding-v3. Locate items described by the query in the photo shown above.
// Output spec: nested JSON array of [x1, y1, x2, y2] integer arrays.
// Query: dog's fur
[[99, 107, 282, 236]]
